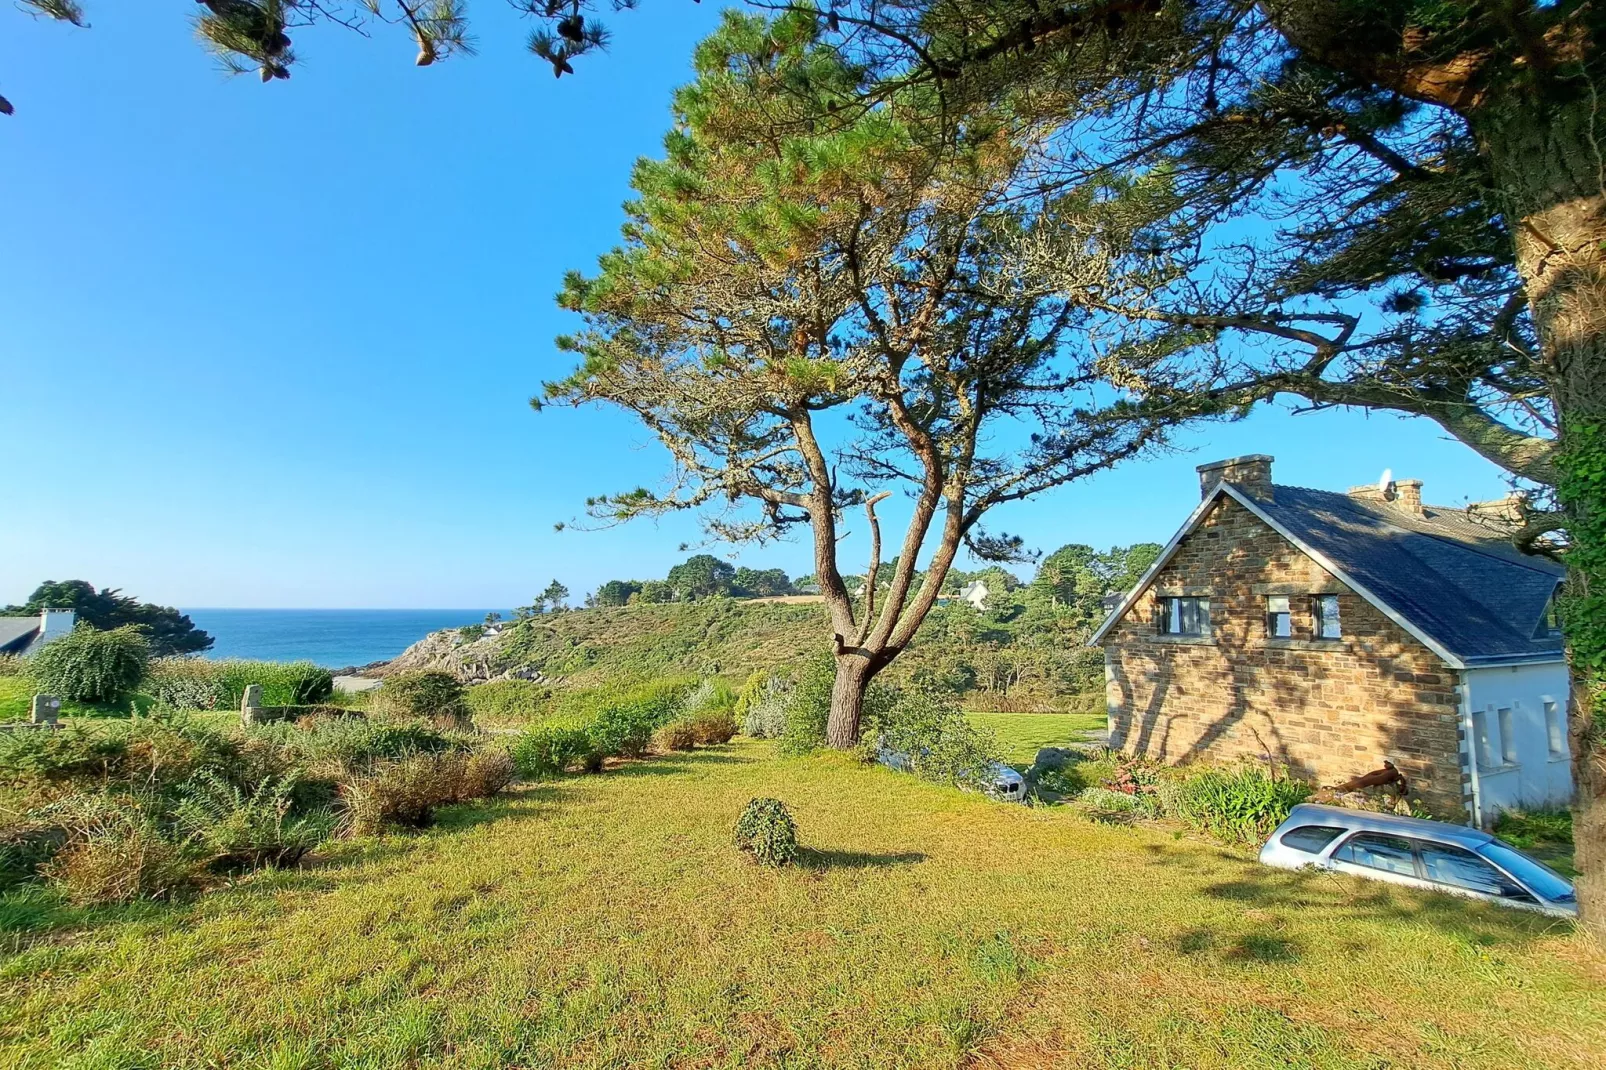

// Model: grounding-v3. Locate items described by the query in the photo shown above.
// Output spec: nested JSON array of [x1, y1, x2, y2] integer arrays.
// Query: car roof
[[1281, 803, 1494, 848]]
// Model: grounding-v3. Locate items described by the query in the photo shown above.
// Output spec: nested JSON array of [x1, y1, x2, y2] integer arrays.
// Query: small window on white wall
[[1498, 707, 1517, 765], [1472, 709, 1496, 771], [1545, 700, 1565, 758]]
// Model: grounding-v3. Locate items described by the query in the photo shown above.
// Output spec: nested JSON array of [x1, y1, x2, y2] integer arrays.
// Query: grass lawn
[[966, 711, 1106, 766], [1, 739, 1600, 1069]]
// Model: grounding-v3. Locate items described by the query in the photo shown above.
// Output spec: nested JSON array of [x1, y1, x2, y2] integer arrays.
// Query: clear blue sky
[[0, 4, 1521, 609]]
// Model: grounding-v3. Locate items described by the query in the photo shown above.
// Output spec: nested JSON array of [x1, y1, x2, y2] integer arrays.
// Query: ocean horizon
[[181, 608, 510, 669]]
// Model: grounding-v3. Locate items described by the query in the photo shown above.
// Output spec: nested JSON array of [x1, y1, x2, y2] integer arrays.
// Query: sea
[[181, 609, 510, 669]]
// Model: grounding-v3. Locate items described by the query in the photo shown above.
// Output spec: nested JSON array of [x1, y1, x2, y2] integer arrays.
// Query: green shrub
[[29, 625, 149, 703], [510, 722, 599, 778], [864, 689, 1001, 791], [250, 717, 456, 770], [0, 655, 30, 678], [1164, 766, 1312, 843], [586, 679, 691, 759], [655, 719, 699, 752], [739, 675, 789, 738], [1493, 808, 1574, 849], [376, 671, 469, 727], [173, 770, 337, 870], [1075, 786, 1163, 822], [688, 709, 737, 745], [681, 678, 736, 718], [778, 655, 837, 755], [464, 679, 549, 724], [34, 793, 200, 905], [0, 714, 236, 791], [734, 797, 798, 867], [339, 749, 503, 836]]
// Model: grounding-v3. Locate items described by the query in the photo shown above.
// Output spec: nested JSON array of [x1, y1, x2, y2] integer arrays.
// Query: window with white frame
[[1266, 596, 1292, 638], [1312, 594, 1342, 640], [1158, 596, 1210, 636], [1472, 708, 1497, 772], [1498, 707, 1517, 765], [1545, 699, 1565, 759]]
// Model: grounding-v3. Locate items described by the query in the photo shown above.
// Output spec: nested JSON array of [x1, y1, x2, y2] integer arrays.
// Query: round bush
[[654, 719, 699, 752], [734, 797, 798, 867], [29, 625, 150, 703], [510, 723, 599, 778], [377, 670, 469, 726]]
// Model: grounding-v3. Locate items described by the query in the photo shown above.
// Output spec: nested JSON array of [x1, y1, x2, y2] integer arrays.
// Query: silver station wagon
[[1260, 803, 1577, 918]]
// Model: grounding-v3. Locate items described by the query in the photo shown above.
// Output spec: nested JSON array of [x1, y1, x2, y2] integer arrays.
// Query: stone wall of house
[[1104, 495, 1467, 816]]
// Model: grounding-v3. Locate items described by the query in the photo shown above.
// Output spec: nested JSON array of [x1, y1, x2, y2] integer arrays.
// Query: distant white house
[[958, 580, 990, 610], [0, 609, 75, 656]]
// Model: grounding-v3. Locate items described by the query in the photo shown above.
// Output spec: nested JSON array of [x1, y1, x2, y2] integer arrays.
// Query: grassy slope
[[494, 601, 829, 687], [966, 712, 1106, 766], [1, 741, 1600, 1069]]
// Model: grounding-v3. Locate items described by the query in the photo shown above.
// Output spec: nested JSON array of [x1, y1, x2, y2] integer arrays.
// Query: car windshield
[[1479, 841, 1576, 902]]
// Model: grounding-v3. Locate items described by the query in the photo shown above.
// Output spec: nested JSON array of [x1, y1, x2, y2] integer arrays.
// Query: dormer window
[[1536, 586, 1563, 638], [1312, 595, 1342, 640], [1159, 596, 1210, 636]]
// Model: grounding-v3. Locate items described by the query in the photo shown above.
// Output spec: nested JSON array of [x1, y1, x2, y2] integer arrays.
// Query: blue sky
[[0, 4, 1522, 609]]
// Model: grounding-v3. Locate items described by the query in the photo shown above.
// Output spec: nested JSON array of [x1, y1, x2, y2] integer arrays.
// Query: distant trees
[[666, 555, 736, 601], [516, 580, 571, 618], [5, 580, 212, 658], [589, 555, 796, 606], [732, 568, 794, 599], [591, 580, 643, 607]]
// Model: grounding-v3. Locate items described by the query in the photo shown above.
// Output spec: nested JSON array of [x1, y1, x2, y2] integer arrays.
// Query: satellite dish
[[1378, 468, 1395, 499]]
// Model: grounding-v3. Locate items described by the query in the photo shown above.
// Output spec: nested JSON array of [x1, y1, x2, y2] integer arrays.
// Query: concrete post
[[241, 683, 263, 726], [29, 694, 60, 726]]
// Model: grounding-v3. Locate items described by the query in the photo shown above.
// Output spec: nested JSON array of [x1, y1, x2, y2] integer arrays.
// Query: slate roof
[[1092, 482, 1567, 668], [1244, 485, 1565, 665], [0, 618, 40, 655]]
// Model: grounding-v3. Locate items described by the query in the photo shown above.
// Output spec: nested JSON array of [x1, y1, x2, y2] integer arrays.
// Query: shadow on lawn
[[1136, 840, 1574, 947], [796, 847, 927, 871]]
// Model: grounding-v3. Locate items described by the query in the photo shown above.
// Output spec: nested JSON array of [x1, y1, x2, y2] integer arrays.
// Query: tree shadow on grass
[[795, 847, 927, 871], [602, 750, 751, 778], [1194, 866, 1573, 947]]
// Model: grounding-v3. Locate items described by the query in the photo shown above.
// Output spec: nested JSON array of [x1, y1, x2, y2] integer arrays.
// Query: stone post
[[240, 683, 263, 727], [29, 694, 60, 726]]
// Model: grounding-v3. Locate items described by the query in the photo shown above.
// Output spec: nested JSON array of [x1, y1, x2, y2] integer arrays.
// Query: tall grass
[[145, 658, 334, 709]]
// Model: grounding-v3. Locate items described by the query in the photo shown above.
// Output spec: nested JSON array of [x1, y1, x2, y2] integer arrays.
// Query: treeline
[[479, 543, 1159, 712], [589, 554, 798, 606]]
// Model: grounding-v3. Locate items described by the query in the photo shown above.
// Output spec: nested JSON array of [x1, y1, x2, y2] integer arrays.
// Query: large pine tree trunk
[[825, 653, 875, 749], [1478, 92, 1606, 938]]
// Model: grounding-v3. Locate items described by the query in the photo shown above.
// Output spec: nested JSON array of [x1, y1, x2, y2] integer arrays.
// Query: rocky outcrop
[[376, 627, 549, 684]]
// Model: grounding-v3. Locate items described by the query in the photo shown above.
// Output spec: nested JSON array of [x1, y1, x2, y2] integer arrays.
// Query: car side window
[[1416, 841, 1536, 901], [1280, 825, 1346, 854], [1332, 833, 1417, 877]]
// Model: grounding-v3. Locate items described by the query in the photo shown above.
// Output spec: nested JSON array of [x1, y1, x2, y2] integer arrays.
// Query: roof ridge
[[1271, 483, 1562, 577]]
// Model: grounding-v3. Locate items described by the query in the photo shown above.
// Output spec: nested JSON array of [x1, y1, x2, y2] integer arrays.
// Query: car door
[[1326, 832, 1434, 894], [1415, 840, 1543, 910]]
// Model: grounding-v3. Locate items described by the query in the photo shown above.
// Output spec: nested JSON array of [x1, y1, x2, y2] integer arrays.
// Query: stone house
[[1088, 455, 1571, 824], [0, 608, 75, 656]]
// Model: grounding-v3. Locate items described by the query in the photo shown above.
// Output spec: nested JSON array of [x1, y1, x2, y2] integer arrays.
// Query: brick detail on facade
[[1103, 495, 1465, 815]]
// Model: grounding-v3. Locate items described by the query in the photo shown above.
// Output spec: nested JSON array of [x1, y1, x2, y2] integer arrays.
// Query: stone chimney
[[1196, 454, 1274, 500], [1347, 477, 1425, 517], [1391, 479, 1424, 516]]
